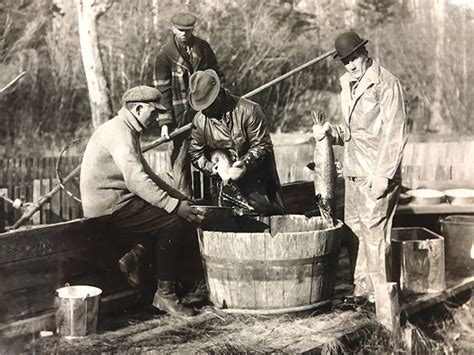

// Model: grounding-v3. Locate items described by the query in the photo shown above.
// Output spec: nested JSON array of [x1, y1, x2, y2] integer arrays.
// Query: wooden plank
[[61, 179, 69, 221], [408, 179, 474, 190], [0, 246, 123, 294], [401, 276, 474, 316], [41, 178, 51, 224], [0, 220, 103, 263], [13, 185, 21, 223], [0, 158, 4, 187], [0, 195, 4, 233], [452, 164, 474, 180], [6, 159, 13, 222], [0, 218, 153, 265], [32, 179, 41, 225], [401, 165, 421, 189], [50, 178, 62, 223], [397, 203, 474, 215]]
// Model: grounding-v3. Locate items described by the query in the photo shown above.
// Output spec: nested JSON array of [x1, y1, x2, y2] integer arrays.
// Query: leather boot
[[118, 244, 145, 288], [152, 281, 197, 317], [180, 279, 209, 306]]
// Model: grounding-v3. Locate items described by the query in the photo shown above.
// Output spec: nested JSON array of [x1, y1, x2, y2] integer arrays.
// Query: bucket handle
[[54, 282, 71, 297]]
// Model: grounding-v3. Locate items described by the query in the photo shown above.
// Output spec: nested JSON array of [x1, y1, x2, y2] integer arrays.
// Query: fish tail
[[317, 197, 335, 228], [311, 110, 326, 126]]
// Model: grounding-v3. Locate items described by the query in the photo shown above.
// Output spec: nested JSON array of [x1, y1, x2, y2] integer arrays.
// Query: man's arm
[[374, 79, 408, 179], [188, 118, 216, 176], [240, 105, 273, 171], [154, 51, 174, 128], [141, 157, 189, 200], [109, 134, 180, 213]]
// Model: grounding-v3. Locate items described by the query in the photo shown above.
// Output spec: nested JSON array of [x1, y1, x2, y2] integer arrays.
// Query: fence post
[[0, 194, 4, 233]]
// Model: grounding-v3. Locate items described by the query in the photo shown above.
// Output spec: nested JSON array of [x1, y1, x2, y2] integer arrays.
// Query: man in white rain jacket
[[313, 31, 407, 307]]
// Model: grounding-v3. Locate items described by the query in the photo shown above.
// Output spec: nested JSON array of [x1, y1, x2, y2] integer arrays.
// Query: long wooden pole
[[0, 71, 26, 95], [142, 50, 335, 152], [12, 49, 335, 229]]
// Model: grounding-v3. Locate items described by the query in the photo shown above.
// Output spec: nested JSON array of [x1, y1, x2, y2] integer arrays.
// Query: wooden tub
[[198, 215, 343, 314]]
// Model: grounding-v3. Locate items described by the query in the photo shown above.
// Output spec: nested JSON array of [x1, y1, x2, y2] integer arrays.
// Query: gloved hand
[[228, 160, 247, 181], [161, 125, 170, 140], [176, 200, 205, 223], [312, 122, 332, 141], [370, 176, 389, 199]]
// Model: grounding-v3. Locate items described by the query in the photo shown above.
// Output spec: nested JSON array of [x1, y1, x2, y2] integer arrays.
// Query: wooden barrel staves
[[198, 214, 343, 314]]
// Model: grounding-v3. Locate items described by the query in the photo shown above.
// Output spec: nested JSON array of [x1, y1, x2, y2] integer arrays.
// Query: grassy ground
[[9, 248, 471, 354], [22, 295, 472, 353]]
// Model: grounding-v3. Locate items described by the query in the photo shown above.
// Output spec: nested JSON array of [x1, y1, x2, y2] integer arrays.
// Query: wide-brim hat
[[122, 86, 166, 113], [333, 31, 369, 60], [189, 70, 220, 111]]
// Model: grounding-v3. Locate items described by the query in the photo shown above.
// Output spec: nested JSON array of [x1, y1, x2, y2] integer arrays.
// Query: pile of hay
[[32, 306, 377, 353]]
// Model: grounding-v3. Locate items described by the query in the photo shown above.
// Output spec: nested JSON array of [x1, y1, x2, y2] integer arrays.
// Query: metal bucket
[[440, 215, 474, 274], [54, 285, 102, 338]]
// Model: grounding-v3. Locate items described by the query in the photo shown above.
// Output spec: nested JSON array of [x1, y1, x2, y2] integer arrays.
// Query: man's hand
[[176, 200, 205, 223], [228, 160, 247, 181], [211, 163, 219, 175], [161, 125, 170, 140], [312, 122, 332, 141], [370, 176, 389, 199]]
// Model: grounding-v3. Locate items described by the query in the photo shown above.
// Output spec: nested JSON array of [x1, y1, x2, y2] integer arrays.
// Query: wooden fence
[[1, 140, 473, 227]]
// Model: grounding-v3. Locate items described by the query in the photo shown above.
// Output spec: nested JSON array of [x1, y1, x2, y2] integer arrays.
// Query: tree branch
[[94, 0, 114, 18]]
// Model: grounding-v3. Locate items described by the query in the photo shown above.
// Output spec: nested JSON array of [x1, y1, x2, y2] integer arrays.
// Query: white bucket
[[54, 285, 102, 338]]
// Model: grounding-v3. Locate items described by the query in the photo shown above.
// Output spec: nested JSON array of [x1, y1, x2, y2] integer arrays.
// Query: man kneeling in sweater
[[80, 86, 204, 317]]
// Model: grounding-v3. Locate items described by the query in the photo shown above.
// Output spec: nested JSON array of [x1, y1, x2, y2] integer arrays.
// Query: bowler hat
[[333, 31, 369, 60], [189, 70, 220, 111], [122, 86, 166, 113], [171, 12, 197, 30]]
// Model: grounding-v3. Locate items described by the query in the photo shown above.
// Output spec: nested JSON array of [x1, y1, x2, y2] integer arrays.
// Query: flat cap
[[122, 86, 166, 112], [171, 12, 197, 30]]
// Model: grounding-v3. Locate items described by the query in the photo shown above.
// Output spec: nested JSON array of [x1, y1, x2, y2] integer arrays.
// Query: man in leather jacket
[[188, 70, 285, 216]]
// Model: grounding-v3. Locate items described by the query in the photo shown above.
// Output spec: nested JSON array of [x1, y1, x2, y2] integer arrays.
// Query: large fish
[[309, 111, 337, 227]]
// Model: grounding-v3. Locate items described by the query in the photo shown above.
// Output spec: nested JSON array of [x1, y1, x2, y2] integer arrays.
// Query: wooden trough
[[199, 215, 343, 314], [0, 219, 157, 339]]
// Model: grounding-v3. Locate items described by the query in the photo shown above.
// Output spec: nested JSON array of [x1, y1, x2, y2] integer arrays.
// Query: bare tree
[[429, 0, 448, 133], [76, 0, 113, 129]]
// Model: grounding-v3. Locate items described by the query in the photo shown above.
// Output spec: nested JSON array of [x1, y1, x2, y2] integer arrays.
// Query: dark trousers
[[103, 198, 197, 281], [169, 110, 196, 199], [169, 133, 192, 198]]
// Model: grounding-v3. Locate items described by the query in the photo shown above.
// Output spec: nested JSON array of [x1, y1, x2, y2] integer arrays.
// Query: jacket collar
[[222, 90, 238, 113], [340, 59, 381, 122], [206, 90, 238, 120], [118, 107, 144, 134], [163, 36, 202, 72]]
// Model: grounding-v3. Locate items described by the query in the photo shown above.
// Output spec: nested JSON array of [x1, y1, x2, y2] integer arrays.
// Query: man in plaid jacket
[[154, 12, 226, 198]]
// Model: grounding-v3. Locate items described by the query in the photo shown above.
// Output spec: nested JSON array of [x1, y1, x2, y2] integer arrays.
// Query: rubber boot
[[152, 281, 197, 317], [118, 244, 145, 288]]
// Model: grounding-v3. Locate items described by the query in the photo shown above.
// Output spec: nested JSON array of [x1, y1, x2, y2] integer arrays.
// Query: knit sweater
[[80, 108, 182, 218]]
